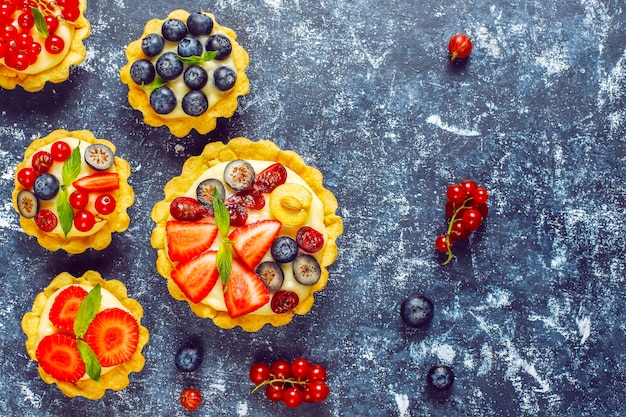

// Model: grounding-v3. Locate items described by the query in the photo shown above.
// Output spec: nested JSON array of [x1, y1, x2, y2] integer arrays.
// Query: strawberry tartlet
[[12, 129, 134, 253], [151, 137, 343, 331], [21, 271, 150, 399]]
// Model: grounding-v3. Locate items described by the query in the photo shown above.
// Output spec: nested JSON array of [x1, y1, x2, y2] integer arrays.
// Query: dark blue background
[[0, 0, 624, 416]]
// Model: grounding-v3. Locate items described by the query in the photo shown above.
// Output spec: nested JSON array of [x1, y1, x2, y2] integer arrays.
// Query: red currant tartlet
[[119, 9, 250, 137], [21, 270, 150, 399], [0, 0, 90, 92], [150, 137, 343, 331], [12, 129, 134, 253]]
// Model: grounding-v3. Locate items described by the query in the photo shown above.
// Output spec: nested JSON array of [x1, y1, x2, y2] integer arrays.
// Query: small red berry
[[179, 387, 202, 411], [448, 33, 472, 62], [472, 187, 489, 205], [94, 194, 116, 215], [45, 35, 65, 54], [290, 357, 311, 380], [435, 234, 451, 253], [283, 386, 304, 408], [249, 362, 271, 385], [307, 380, 330, 403], [17, 167, 38, 188], [69, 190, 89, 210], [74, 210, 96, 232], [51, 141, 72, 162]]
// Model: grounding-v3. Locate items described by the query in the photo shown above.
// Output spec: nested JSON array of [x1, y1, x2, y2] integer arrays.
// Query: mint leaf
[[57, 190, 74, 237], [217, 239, 233, 286], [175, 51, 218, 65], [31, 7, 49, 39], [74, 284, 101, 338], [142, 77, 167, 91], [62, 143, 82, 188], [212, 189, 230, 238], [77, 340, 101, 381]]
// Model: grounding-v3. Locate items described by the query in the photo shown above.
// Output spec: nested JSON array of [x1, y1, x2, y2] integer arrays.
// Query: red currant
[[179, 387, 202, 411], [0, 24, 18, 42], [450, 219, 469, 241], [435, 234, 451, 253], [307, 380, 330, 403], [45, 34, 64, 54], [44, 15, 59, 34], [69, 190, 89, 210], [249, 362, 271, 385], [265, 382, 284, 402], [17, 11, 34, 30], [290, 357, 311, 380], [50, 141, 72, 161], [460, 179, 477, 196], [61, 6, 79, 22], [472, 187, 489, 205], [270, 360, 292, 380], [446, 183, 466, 205], [282, 386, 303, 408], [308, 364, 327, 382], [448, 33, 472, 62], [35, 209, 58, 232], [31, 151, 53, 173], [5, 50, 29, 70], [27, 41, 40, 63], [17, 167, 38, 188], [94, 194, 116, 215], [461, 208, 482, 231], [74, 210, 95, 232]]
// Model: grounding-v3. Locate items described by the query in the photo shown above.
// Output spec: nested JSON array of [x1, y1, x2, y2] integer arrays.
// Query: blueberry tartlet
[[151, 137, 343, 331], [12, 129, 134, 253], [0, 0, 90, 92], [120, 10, 250, 137], [22, 271, 150, 399]]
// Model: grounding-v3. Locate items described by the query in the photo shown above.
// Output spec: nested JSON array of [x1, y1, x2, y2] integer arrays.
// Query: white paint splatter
[[535, 45, 570, 76], [576, 314, 591, 345], [426, 115, 480, 137], [433, 343, 456, 364], [394, 392, 410, 417], [477, 343, 493, 376], [19, 383, 43, 408], [485, 288, 512, 308], [236, 401, 248, 416]]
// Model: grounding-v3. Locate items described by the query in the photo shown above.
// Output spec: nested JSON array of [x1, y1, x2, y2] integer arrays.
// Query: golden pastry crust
[[151, 137, 343, 332], [0, 0, 90, 92], [120, 10, 250, 137], [11, 129, 134, 254], [21, 271, 150, 399]]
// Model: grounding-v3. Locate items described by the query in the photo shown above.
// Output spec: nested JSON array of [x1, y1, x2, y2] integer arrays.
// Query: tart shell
[[0, 0, 90, 92], [151, 137, 343, 332], [11, 129, 134, 254], [120, 10, 250, 137], [21, 270, 150, 400]]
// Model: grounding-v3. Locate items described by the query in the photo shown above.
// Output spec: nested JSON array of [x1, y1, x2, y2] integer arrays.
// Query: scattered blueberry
[[292, 254, 321, 286], [271, 236, 298, 264], [129, 59, 155, 85], [426, 365, 454, 390], [150, 87, 177, 114], [187, 12, 213, 35], [178, 36, 204, 57], [213, 66, 236, 91], [255, 261, 284, 292], [155, 52, 184, 81], [181, 90, 208, 116], [33, 173, 59, 200], [141, 33, 164, 57], [161, 18, 187, 42], [175, 339, 204, 372], [205, 34, 232, 60], [400, 294, 434, 328], [183, 65, 208, 90]]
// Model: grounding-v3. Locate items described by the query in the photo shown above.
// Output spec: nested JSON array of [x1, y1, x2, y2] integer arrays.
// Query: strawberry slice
[[166, 220, 219, 262], [49, 285, 88, 332], [171, 251, 220, 303], [224, 258, 270, 318], [36, 333, 86, 382], [83, 308, 139, 367], [228, 220, 282, 268], [73, 173, 119, 192]]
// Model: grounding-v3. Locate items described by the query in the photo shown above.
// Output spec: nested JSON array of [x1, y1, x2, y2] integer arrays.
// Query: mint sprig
[[58, 143, 82, 236], [31, 7, 49, 39], [212, 189, 233, 285], [175, 51, 218, 65], [77, 340, 101, 381], [73, 284, 103, 381], [57, 190, 74, 237], [141, 77, 167, 92]]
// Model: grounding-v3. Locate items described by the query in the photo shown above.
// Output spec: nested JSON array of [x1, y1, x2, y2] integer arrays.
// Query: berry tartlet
[[21, 270, 150, 399], [12, 129, 134, 253], [120, 9, 250, 137], [151, 137, 343, 331], [0, 0, 90, 92]]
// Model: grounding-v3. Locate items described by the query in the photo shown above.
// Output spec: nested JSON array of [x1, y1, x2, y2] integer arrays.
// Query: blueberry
[[161, 18, 187, 42], [292, 254, 321, 286], [205, 34, 232, 60], [155, 52, 183, 81], [33, 173, 59, 200], [213, 66, 236, 91], [400, 294, 434, 328], [178, 36, 203, 57], [174, 339, 204, 372], [183, 65, 208, 90], [182, 90, 208, 116], [223, 160, 254, 190], [271, 236, 298, 263], [195, 178, 225, 208], [129, 59, 155, 85], [150, 87, 177, 114], [255, 261, 284, 292], [141, 33, 164, 57], [426, 365, 454, 390], [187, 12, 213, 35]]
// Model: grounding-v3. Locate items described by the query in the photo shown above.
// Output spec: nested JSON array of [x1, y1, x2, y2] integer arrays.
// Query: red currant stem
[[250, 376, 308, 394], [441, 197, 472, 266]]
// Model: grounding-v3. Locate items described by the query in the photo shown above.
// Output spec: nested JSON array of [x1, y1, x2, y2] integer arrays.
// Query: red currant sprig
[[436, 180, 489, 265], [249, 358, 329, 408]]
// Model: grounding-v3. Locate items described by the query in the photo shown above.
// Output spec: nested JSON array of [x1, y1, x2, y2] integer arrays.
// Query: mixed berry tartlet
[[151, 137, 343, 331], [120, 9, 250, 137], [12, 129, 134, 253], [0, 0, 90, 92], [21, 270, 150, 399]]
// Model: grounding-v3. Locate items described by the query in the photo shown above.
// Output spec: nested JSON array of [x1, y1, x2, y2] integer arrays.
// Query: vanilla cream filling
[[36, 284, 130, 380], [145, 30, 235, 118], [168, 160, 328, 316], [23, 137, 118, 238]]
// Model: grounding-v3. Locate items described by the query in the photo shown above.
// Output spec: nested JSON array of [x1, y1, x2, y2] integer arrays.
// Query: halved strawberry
[[171, 251, 220, 303], [49, 285, 88, 332], [166, 220, 219, 262], [36, 333, 85, 382], [224, 258, 270, 318], [228, 219, 282, 268], [73, 173, 119, 192], [83, 308, 139, 367]]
